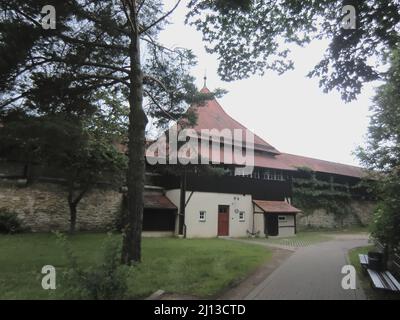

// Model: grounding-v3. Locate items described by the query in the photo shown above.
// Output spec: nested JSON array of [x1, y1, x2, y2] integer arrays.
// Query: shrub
[[0, 209, 25, 234], [56, 232, 130, 300], [370, 202, 400, 247]]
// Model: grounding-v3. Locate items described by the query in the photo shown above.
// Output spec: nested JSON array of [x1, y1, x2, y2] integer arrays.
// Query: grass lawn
[[348, 246, 400, 300], [0, 233, 272, 299]]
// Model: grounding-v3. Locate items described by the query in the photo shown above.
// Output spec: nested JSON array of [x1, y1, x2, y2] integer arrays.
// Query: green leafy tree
[[188, 0, 400, 101], [0, 111, 127, 233], [357, 49, 400, 247]]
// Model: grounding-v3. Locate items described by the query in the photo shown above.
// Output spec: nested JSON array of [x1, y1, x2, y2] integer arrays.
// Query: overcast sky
[[158, 4, 378, 167]]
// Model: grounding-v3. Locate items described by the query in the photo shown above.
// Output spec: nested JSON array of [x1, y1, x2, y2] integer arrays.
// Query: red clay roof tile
[[144, 193, 177, 210], [253, 200, 301, 213], [180, 87, 280, 154], [277, 153, 365, 178], [158, 87, 366, 178]]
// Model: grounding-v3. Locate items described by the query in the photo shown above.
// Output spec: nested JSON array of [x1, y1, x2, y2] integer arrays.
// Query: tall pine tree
[[0, 0, 205, 263]]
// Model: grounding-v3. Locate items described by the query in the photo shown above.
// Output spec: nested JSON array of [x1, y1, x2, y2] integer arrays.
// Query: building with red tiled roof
[[147, 86, 371, 238], [160, 86, 365, 178], [276, 153, 365, 179], [180, 87, 280, 154]]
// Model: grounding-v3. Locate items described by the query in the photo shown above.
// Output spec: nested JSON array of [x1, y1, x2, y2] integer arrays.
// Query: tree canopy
[[357, 49, 400, 172], [356, 48, 400, 246], [0, 0, 204, 125], [0, 0, 214, 263], [188, 0, 400, 101], [0, 107, 127, 233]]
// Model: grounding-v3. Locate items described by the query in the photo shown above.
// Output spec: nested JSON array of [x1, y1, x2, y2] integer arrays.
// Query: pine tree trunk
[[121, 1, 147, 265]]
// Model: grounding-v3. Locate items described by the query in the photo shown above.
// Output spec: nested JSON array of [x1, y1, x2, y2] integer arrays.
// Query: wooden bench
[[358, 253, 369, 270], [359, 242, 400, 293], [366, 269, 400, 292]]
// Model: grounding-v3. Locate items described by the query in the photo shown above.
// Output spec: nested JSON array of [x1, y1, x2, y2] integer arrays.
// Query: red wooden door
[[218, 205, 229, 236]]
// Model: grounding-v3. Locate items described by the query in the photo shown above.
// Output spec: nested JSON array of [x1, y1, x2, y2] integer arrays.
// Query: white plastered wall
[[142, 231, 175, 237], [253, 203, 265, 236], [165, 189, 253, 238], [277, 214, 296, 237]]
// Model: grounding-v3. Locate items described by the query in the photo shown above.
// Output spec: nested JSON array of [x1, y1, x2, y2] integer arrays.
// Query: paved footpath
[[245, 235, 369, 300]]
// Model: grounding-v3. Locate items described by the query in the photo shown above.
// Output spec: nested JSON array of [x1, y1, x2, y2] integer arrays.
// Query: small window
[[269, 171, 274, 180], [252, 171, 260, 179], [199, 211, 206, 222], [278, 216, 287, 221], [239, 211, 245, 222]]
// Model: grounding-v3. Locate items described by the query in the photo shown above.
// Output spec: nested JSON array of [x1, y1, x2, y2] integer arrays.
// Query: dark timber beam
[[178, 169, 187, 236]]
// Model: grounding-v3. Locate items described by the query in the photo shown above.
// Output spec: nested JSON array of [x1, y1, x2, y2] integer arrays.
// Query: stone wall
[[349, 200, 376, 226], [0, 180, 121, 232], [297, 200, 376, 229], [0, 178, 376, 233]]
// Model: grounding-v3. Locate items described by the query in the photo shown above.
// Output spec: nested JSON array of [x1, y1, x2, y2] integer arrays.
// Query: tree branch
[[141, 34, 174, 53], [11, 2, 130, 43], [73, 187, 90, 206], [74, 73, 130, 87], [120, 0, 136, 33], [137, 0, 146, 14], [144, 89, 177, 121], [68, 0, 130, 36], [59, 34, 129, 52], [7, 60, 50, 81], [84, 79, 128, 91], [143, 74, 171, 93], [45, 56, 131, 74], [11, 6, 41, 27], [140, 0, 182, 35], [0, 94, 28, 110]]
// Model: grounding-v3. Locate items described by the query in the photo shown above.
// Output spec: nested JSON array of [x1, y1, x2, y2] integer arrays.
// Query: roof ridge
[[210, 96, 276, 149], [281, 152, 362, 169], [190, 92, 280, 154]]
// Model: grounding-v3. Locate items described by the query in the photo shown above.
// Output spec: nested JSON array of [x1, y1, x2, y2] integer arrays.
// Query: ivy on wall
[[291, 168, 353, 220]]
